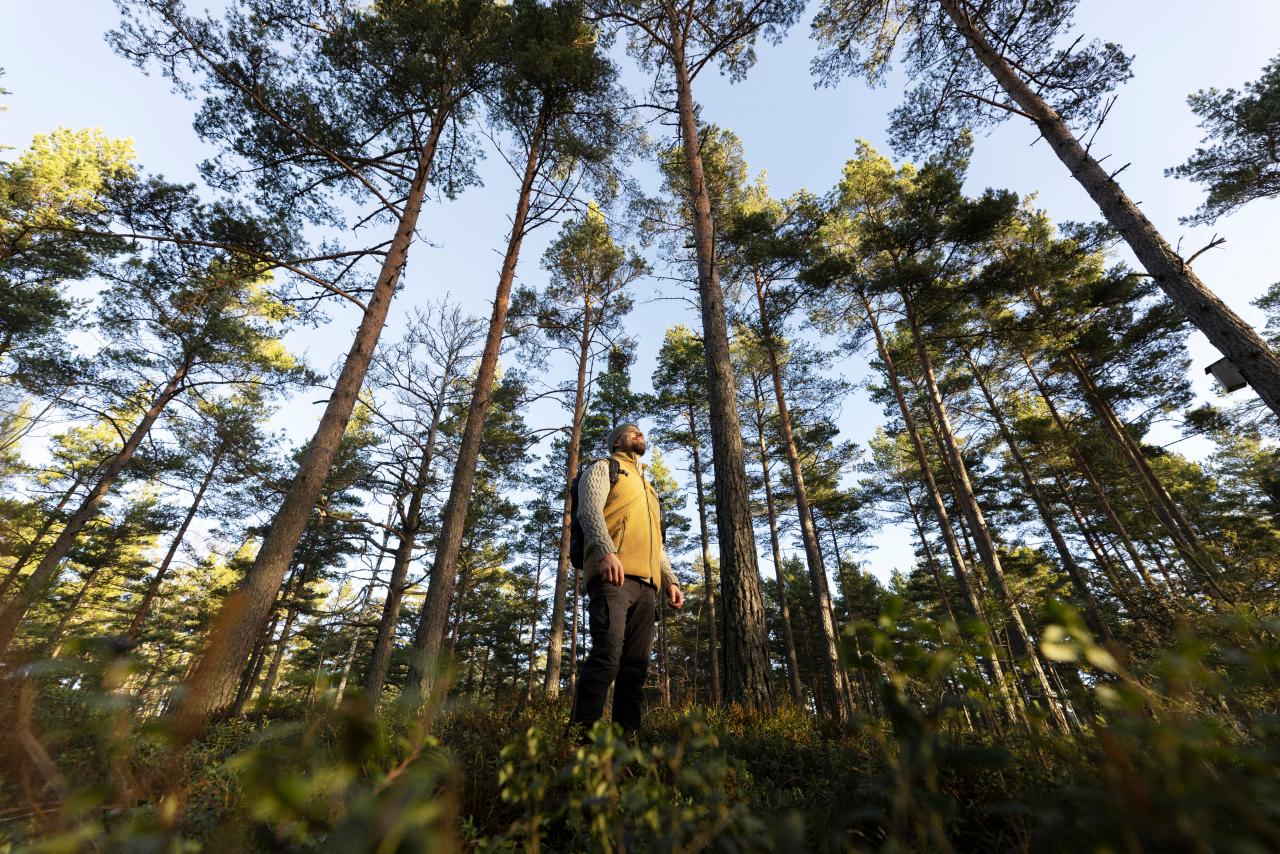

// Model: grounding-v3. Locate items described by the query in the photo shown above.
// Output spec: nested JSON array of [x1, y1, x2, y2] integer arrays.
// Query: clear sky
[[3, 1, 1278, 583]]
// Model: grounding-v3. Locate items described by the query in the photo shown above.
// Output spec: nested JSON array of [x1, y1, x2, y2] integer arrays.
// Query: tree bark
[[0, 363, 189, 657], [754, 266, 849, 721], [175, 119, 446, 723], [409, 109, 549, 700], [544, 299, 592, 695], [670, 33, 773, 712], [941, 0, 1280, 419]]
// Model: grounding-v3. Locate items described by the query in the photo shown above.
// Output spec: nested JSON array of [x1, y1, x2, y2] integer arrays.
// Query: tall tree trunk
[[525, 549, 545, 700], [901, 294, 1069, 732], [859, 292, 1019, 722], [686, 405, 722, 705], [409, 109, 549, 700], [232, 611, 279, 716], [333, 624, 362, 709], [176, 120, 446, 723], [750, 377, 804, 705], [365, 408, 443, 703], [966, 353, 1114, 643], [1019, 352, 1164, 592], [753, 267, 849, 720], [901, 483, 958, 624], [670, 41, 772, 710], [545, 303, 593, 695], [941, 0, 1280, 418], [0, 469, 89, 600], [1059, 351, 1229, 598], [127, 449, 223, 641], [0, 364, 189, 657], [256, 565, 308, 711]]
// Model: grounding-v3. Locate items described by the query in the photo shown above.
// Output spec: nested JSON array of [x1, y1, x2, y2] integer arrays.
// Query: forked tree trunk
[[941, 0, 1280, 418], [754, 267, 850, 721], [175, 119, 447, 724], [0, 363, 189, 657], [409, 110, 549, 700], [544, 303, 592, 695], [670, 34, 772, 711]]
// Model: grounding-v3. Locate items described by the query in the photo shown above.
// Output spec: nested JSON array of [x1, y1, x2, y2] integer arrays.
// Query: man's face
[[620, 426, 646, 456]]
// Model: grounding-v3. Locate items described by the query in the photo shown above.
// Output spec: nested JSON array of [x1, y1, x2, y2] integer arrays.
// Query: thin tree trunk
[[1020, 352, 1164, 592], [750, 377, 804, 705], [176, 118, 446, 723], [1059, 351, 1230, 598], [0, 469, 89, 600], [902, 294, 1068, 732], [366, 407, 443, 703], [256, 567, 307, 711], [545, 302, 592, 695], [902, 483, 958, 624], [333, 624, 362, 709], [127, 449, 223, 641], [669, 35, 772, 711], [409, 109, 549, 700], [232, 611, 279, 716], [859, 292, 1018, 722], [686, 405, 722, 705], [753, 267, 849, 720], [0, 364, 189, 657], [966, 353, 1114, 643], [44, 565, 105, 658], [941, 0, 1280, 418]]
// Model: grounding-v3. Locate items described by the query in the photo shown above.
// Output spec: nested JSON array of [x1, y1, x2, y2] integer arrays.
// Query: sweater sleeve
[[659, 550, 679, 591], [577, 460, 615, 559]]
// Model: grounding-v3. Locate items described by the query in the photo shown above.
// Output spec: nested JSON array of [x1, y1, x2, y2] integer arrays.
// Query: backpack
[[569, 457, 622, 570]]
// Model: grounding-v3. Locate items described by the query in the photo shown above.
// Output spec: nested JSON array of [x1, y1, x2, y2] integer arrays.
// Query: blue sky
[[3, 0, 1278, 583]]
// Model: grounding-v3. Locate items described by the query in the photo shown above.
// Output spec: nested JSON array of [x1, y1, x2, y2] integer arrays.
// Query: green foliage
[[1170, 52, 1280, 223]]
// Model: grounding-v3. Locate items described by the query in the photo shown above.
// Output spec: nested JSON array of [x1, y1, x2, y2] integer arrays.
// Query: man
[[570, 422, 684, 735]]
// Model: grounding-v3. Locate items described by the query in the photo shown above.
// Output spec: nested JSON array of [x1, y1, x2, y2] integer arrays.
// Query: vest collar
[[612, 450, 644, 472]]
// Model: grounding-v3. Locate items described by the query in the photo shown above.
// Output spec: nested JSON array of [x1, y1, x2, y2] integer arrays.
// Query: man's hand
[[601, 552, 625, 586], [666, 584, 684, 609]]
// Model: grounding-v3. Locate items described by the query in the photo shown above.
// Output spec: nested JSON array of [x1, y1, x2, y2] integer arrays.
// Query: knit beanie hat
[[608, 422, 640, 452]]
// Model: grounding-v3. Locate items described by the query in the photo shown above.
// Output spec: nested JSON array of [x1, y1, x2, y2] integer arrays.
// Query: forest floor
[[3, 672, 1278, 852]]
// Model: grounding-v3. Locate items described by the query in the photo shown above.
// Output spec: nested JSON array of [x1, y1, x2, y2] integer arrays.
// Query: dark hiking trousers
[[570, 576, 657, 733]]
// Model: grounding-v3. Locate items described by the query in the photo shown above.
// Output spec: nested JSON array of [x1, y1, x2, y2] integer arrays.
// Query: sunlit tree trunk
[[859, 292, 1019, 722], [753, 266, 850, 721], [177, 120, 446, 722], [670, 34, 772, 710]]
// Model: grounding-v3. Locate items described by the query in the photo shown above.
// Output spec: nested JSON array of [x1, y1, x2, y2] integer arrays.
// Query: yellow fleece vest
[[592, 451, 663, 588]]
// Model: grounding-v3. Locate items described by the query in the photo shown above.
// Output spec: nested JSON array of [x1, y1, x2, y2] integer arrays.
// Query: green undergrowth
[[3, 605, 1279, 851]]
